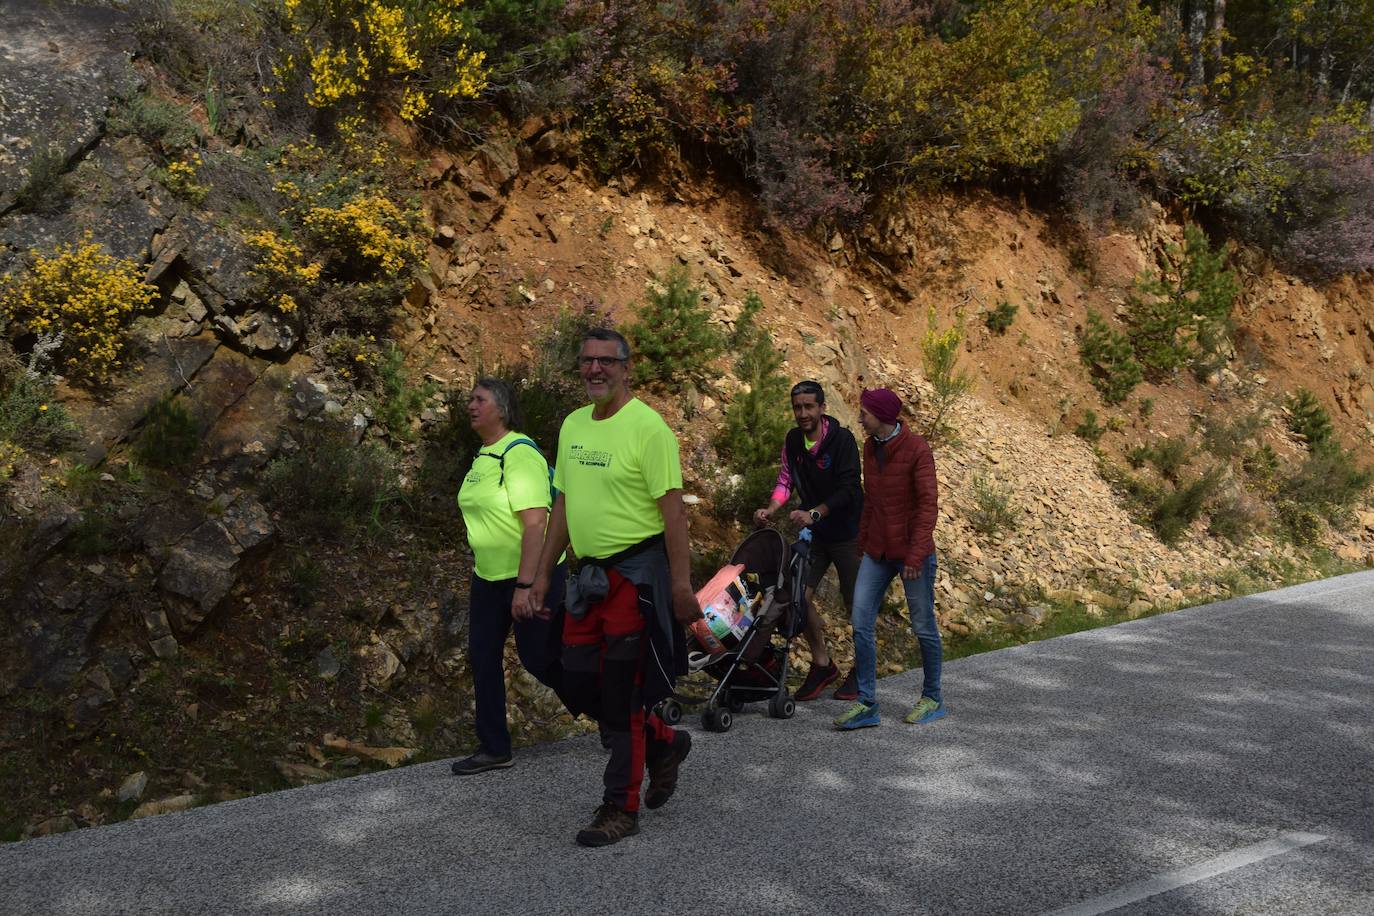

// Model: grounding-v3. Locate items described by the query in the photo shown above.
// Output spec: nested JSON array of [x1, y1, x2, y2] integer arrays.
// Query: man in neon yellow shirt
[[528, 328, 701, 847]]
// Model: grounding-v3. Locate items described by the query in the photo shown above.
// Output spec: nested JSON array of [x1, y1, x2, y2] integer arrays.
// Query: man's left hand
[[672, 582, 703, 623], [902, 564, 920, 580]]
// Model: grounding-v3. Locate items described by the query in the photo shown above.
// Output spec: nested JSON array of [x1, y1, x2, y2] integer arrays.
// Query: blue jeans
[[851, 553, 941, 707]]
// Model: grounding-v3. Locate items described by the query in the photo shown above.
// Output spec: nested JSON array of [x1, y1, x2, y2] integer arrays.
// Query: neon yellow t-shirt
[[554, 398, 683, 560], [457, 431, 551, 582]]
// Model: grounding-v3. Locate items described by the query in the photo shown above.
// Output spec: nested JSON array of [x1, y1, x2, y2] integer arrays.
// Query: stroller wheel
[[726, 692, 746, 714], [703, 707, 733, 733], [658, 698, 683, 726], [768, 691, 796, 720]]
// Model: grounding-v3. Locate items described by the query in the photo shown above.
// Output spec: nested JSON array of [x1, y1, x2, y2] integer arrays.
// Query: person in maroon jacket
[[834, 387, 945, 730]]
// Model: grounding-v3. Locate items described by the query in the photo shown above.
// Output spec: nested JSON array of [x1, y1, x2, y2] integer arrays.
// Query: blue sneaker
[[903, 697, 946, 725], [833, 701, 880, 730]]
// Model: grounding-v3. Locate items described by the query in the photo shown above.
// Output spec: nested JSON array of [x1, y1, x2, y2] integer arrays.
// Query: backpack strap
[[477, 437, 555, 497]]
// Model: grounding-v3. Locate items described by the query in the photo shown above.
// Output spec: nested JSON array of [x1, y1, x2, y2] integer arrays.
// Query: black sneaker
[[644, 731, 691, 810], [832, 668, 858, 701], [795, 661, 840, 701], [450, 751, 513, 776], [575, 803, 640, 847]]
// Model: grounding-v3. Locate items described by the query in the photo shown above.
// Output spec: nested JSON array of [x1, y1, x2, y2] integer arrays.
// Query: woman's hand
[[511, 586, 535, 621], [526, 573, 550, 620]]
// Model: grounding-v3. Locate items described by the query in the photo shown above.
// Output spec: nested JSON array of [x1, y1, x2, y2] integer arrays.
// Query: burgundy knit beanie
[[860, 387, 902, 425]]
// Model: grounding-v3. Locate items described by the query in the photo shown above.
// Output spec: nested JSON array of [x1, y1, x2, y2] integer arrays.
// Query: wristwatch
[[808, 508, 822, 523]]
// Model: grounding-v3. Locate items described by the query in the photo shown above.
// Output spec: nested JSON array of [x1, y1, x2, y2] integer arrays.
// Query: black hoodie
[[783, 415, 863, 543]]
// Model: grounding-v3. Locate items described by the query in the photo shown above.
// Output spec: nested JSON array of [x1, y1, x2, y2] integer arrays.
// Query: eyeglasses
[[577, 355, 627, 368]]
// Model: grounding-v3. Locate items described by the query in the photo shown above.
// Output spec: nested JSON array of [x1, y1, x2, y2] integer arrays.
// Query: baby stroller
[[659, 528, 812, 733]]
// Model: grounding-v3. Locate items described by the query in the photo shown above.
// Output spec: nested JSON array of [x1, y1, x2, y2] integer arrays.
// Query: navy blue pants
[[468, 565, 567, 758]]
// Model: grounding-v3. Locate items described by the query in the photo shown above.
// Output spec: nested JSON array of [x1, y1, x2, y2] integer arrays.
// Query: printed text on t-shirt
[[569, 444, 613, 468]]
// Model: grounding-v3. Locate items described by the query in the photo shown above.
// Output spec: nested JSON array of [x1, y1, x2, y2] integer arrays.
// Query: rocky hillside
[[3, 2, 1372, 841]]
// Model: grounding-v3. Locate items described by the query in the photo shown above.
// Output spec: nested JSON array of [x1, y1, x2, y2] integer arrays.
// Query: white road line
[[1043, 831, 1328, 916]]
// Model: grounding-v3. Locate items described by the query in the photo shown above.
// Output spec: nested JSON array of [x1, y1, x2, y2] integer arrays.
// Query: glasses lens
[[579, 356, 622, 368]]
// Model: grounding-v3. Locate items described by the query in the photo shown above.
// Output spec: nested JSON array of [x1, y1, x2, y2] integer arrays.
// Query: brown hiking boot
[[644, 731, 691, 810], [575, 804, 640, 847]]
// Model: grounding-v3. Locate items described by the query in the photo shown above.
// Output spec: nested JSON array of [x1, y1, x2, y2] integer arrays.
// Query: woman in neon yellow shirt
[[453, 377, 565, 776]]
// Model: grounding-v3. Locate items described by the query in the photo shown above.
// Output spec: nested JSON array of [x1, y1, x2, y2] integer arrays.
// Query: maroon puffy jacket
[[858, 425, 938, 567]]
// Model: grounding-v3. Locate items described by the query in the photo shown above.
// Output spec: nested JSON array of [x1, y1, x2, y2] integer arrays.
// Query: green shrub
[[285, 552, 323, 607], [1074, 409, 1105, 443], [411, 694, 441, 739], [1285, 388, 1334, 449], [921, 306, 974, 441], [984, 300, 1018, 335], [107, 92, 199, 152], [1126, 443, 1151, 469], [1202, 410, 1264, 460], [1126, 226, 1238, 380], [1078, 310, 1142, 405], [626, 265, 724, 394], [1207, 487, 1265, 544], [1150, 466, 1224, 545], [714, 292, 790, 476], [12, 143, 69, 215], [1146, 436, 1190, 483], [1278, 502, 1325, 546], [711, 465, 779, 526], [263, 431, 400, 541], [0, 373, 76, 451], [135, 394, 200, 469], [1241, 443, 1281, 495], [372, 343, 438, 442], [66, 511, 120, 557], [1096, 454, 1160, 517], [969, 468, 1021, 538], [1280, 440, 1373, 522]]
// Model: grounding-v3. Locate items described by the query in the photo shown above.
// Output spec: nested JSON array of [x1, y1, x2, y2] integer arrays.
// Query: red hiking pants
[[562, 569, 677, 813]]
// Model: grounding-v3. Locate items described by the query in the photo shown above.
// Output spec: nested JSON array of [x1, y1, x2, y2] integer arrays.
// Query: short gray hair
[[581, 327, 631, 361], [473, 376, 522, 430]]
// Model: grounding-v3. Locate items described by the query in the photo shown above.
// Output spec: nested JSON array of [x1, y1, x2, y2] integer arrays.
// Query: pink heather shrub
[[1282, 138, 1374, 278]]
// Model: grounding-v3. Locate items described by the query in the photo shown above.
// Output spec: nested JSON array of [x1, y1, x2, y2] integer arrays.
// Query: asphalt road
[[3, 571, 1372, 915]]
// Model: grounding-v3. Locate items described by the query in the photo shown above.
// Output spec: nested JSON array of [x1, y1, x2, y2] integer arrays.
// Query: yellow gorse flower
[[0, 237, 156, 384], [278, 0, 487, 121], [301, 194, 423, 276]]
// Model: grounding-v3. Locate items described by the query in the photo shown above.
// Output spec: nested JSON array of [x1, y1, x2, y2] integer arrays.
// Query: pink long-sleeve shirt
[[769, 417, 830, 505]]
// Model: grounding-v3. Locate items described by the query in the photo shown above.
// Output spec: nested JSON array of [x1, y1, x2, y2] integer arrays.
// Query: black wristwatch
[[808, 508, 822, 523], [514, 581, 533, 589]]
